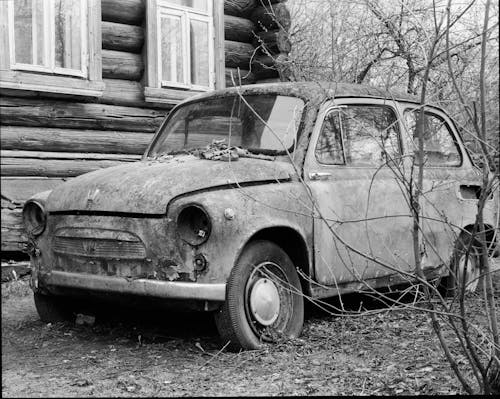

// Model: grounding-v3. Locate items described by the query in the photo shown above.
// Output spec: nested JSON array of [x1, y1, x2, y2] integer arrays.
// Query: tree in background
[[287, 0, 499, 156], [264, 0, 500, 393]]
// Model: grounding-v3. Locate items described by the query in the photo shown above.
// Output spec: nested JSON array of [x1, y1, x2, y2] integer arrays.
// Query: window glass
[[316, 105, 401, 166], [161, 15, 184, 83], [405, 110, 461, 166], [167, 0, 207, 11], [54, 0, 82, 70], [315, 110, 344, 164], [190, 19, 209, 86], [344, 106, 401, 166], [14, 0, 45, 65]]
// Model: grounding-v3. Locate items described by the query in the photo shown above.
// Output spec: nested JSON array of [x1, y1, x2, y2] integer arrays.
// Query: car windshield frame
[[145, 93, 306, 158]]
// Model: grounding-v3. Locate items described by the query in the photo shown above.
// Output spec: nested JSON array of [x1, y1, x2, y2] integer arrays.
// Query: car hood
[[46, 155, 293, 214]]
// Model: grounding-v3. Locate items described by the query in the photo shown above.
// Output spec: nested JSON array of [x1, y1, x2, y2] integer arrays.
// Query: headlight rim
[[176, 203, 212, 246], [23, 200, 47, 237]]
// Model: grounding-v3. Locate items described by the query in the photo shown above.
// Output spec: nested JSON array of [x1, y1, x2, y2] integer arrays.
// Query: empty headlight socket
[[176, 203, 212, 246]]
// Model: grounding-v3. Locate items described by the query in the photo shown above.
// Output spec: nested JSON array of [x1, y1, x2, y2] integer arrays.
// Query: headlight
[[176, 204, 211, 246], [23, 200, 47, 236]]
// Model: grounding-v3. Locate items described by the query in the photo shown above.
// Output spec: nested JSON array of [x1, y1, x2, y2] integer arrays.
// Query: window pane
[[405, 111, 461, 166], [54, 0, 82, 70], [166, 0, 207, 12], [161, 15, 184, 84], [14, 0, 45, 66], [316, 111, 345, 164], [342, 106, 401, 166], [190, 19, 209, 86]]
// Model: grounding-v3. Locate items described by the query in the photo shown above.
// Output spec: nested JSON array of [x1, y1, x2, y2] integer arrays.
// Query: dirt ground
[[2, 265, 499, 397]]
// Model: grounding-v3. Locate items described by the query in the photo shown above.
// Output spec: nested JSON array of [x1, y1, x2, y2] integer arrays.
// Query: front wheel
[[215, 240, 304, 351], [34, 293, 74, 323]]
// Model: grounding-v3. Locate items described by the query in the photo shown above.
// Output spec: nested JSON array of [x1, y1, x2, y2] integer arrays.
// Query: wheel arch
[[243, 226, 312, 297], [461, 223, 497, 255]]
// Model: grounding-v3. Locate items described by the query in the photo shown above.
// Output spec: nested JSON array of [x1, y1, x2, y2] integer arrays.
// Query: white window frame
[[7, 0, 88, 78], [157, 1, 214, 91], [0, 0, 103, 97], [144, 0, 225, 105]]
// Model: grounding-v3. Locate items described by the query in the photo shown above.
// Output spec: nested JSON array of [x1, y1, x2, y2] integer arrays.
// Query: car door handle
[[309, 172, 332, 180]]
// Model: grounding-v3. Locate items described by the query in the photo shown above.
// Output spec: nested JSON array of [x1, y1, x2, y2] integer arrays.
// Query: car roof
[[187, 81, 421, 105]]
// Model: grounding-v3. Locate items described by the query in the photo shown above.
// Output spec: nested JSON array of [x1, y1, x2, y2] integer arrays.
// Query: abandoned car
[[24, 82, 498, 350]]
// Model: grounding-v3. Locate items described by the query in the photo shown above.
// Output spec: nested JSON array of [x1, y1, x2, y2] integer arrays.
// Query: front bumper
[[37, 270, 226, 301]]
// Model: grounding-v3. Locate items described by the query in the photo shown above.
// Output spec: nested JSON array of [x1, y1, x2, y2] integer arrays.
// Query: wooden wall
[[0, 0, 292, 253]]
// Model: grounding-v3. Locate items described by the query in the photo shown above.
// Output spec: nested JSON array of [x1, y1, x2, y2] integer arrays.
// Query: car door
[[304, 98, 414, 286], [401, 106, 480, 269]]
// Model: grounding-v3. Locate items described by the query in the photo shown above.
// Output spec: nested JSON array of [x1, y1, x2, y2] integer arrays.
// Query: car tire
[[444, 234, 482, 296], [214, 240, 304, 351], [34, 293, 74, 323]]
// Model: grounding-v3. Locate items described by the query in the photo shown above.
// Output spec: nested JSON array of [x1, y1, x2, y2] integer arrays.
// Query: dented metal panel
[[46, 156, 293, 214]]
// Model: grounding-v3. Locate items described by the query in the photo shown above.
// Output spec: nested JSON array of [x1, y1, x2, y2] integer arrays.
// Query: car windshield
[[147, 94, 305, 157]]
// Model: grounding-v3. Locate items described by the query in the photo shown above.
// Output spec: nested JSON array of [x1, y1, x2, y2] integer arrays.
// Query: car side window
[[315, 110, 345, 164], [315, 105, 402, 166], [404, 110, 461, 166]]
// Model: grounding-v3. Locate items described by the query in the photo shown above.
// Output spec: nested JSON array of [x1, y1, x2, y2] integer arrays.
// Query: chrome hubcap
[[249, 278, 280, 326]]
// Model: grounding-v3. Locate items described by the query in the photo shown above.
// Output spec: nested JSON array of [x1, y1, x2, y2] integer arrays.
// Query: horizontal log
[[1, 208, 26, 252], [1, 157, 134, 178], [0, 97, 166, 132], [224, 40, 256, 69], [224, 15, 255, 43], [102, 49, 144, 81], [101, 0, 145, 25], [225, 67, 256, 86], [1, 150, 140, 161], [224, 0, 257, 17], [253, 29, 291, 54], [101, 79, 176, 109], [1, 177, 67, 202], [102, 79, 144, 106], [251, 3, 291, 31], [252, 53, 291, 79], [0, 126, 152, 155], [102, 21, 144, 53], [1, 80, 169, 109]]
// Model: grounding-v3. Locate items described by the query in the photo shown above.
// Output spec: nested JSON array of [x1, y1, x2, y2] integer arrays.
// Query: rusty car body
[[24, 82, 498, 350]]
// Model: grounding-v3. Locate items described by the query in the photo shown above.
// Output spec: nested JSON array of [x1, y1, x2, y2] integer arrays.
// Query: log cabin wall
[[0, 0, 291, 254]]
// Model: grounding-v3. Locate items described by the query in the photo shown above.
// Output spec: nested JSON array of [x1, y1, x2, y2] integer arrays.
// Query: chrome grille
[[53, 228, 146, 259]]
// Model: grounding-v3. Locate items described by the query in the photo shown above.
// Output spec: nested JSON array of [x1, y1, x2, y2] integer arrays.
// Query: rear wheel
[[444, 235, 482, 296], [34, 293, 74, 323], [215, 240, 304, 351]]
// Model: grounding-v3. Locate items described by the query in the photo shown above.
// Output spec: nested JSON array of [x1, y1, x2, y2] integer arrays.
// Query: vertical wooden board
[[214, 0, 226, 89], [88, 0, 103, 82], [145, 0, 159, 88], [0, 1, 10, 69]]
